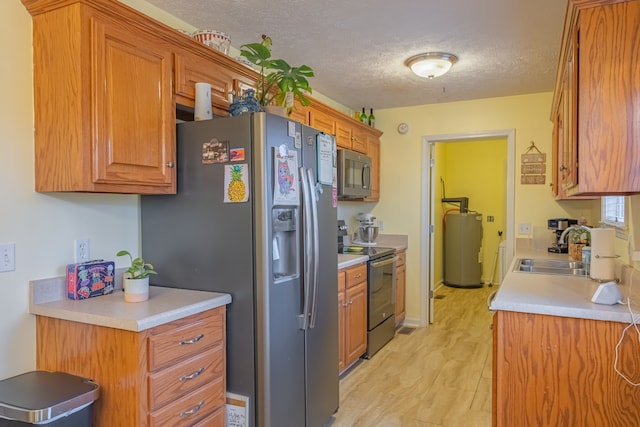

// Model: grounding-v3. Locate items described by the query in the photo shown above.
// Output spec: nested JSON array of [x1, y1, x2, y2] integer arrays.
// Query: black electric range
[[338, 245, 395, 261]]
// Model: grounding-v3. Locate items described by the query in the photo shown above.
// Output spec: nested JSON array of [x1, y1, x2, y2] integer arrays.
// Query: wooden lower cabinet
[[493, 310, 640, 426], [338, 264, 368, 374], [394, 250, 406, 326], [35, 307, 226, 426]]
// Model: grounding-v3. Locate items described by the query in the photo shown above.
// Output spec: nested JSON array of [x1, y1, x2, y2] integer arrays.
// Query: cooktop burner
[[339, 246, 395, 260]]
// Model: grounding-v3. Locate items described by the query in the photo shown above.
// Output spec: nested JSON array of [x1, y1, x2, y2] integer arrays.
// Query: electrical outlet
[[518, 223, 531, 235], [74, 238, 90, 263], [378, 220, 384, 231], [0, 243, 15, 272]]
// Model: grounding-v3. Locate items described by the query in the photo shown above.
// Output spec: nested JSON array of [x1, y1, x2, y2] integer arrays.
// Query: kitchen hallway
[[331, 284, 495, 427]]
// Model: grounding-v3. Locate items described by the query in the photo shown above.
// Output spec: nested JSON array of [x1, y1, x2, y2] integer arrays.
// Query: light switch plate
[[0, 243, 15, 272]]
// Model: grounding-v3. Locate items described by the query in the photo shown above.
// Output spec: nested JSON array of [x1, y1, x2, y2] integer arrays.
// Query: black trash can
[[0, 371, 99, 426]]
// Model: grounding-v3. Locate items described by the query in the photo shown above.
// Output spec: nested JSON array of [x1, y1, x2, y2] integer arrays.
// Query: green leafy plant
[[240, 34, 314, 114], [116, 250, 157, 279]]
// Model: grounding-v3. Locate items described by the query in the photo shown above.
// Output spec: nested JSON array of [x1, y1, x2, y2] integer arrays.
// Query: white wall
[[373, 93, 599, 324], [0, 1, 142, 379]]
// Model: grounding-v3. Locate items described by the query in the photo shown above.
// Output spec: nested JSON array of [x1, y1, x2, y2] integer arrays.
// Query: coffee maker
[[548, 218, 578, 253]]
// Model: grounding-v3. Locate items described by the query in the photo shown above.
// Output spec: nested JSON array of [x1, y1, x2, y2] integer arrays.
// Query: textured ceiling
[[143, 0, 568, 110]]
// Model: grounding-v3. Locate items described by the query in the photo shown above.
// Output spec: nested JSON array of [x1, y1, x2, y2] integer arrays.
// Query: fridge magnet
[[317, 133, 334, 185], [224, 164, 249, 203], [230, 148, 245, 162], [202, 138, 229, 164], [273, 148, 299, 205]]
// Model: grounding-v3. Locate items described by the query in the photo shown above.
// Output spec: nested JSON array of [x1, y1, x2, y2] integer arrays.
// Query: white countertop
[[491, 244, 639, 323], [29, 272, 231, 332], [338, 254, 369, 269]]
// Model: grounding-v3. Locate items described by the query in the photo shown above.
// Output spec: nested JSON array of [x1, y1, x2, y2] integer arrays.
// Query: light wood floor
[[330, 284, 495, 427]]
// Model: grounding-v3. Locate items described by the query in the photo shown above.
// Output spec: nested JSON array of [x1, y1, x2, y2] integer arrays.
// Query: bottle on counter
[[368, 108, 376, 127], [359, 108, 367, 124]]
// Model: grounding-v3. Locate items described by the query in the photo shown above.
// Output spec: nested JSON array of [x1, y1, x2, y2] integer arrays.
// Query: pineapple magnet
[[224, 164, 249, 203]]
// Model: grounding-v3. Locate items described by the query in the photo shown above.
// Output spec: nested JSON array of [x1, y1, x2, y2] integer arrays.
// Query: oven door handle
[[370, 256, 398, 268]]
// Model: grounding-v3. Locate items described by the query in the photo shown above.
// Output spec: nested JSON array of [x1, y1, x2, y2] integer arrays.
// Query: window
[[602, 195, 625, 228]]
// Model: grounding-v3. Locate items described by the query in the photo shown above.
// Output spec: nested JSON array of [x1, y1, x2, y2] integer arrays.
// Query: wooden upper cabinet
[[288, 99, 310, 125], [552, 0, 640, 196], [174, 50, 235, 117], [26, 0, 176, 194], [335, 119, 367, 153], [309, 109, 335, 134], [335, 119, 353, 150], [91, 14, 176, 192], [350, 128, 368, 154]]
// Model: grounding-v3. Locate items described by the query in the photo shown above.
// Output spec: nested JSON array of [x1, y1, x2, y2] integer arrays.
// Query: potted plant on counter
[[116, 250, 157, 302], [239, 34, 314, 116]]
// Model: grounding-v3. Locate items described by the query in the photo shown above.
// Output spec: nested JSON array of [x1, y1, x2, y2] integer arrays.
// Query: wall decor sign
[[521, 141, 546, 185]]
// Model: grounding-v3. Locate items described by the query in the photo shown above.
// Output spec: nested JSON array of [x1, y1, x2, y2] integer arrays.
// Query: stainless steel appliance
[[337, 149, 372, 198], [444, 212, 483, 288], [353, 213, 379, 244], [338, 221, 396, 358], [548, 218, 578, 253], [141, 113, 338, 427]]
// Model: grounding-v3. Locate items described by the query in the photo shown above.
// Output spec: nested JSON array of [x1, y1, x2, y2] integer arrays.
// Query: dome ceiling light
[[405, 52, 458, 79]]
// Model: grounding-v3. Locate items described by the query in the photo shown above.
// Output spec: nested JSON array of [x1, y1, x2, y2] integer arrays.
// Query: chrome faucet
[[558, 224, 592, 245]]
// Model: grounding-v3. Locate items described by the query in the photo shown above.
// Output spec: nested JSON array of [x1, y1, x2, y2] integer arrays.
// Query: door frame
[[420, 129, 515, 325]]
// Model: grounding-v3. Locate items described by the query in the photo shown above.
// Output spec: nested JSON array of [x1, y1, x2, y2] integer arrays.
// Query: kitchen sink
[[513, 258, 588, 276]]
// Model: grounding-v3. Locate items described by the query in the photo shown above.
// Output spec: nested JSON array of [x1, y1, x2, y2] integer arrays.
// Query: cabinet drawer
[[396, 251, 406, 267], [192, 407, 225, 427], [149, 308, 224, 371], [149, 343, 224, 411], [345, 264, 367, 288], [149, 377, 224, 427]]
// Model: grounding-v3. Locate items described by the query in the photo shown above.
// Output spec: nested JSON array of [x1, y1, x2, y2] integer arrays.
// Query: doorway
[[420, 129, 515, 324]]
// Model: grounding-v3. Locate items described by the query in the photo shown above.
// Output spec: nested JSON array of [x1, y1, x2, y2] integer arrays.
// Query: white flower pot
[[123, 277, 149, 302]]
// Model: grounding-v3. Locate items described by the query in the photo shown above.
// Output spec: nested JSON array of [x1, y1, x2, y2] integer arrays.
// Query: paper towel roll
[[194, 82, 212, 121], [590, 228, 615, 281]]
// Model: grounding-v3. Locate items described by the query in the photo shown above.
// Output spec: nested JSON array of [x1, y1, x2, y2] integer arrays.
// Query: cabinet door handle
[[349, 300, 353, 305], [180, 400, 205, 417], [179, 333, 204, 345], [559, 165, 567, 171], [354, 273, 362, 279], [180, 367, 205, 381], [167, 161, 175, 168]]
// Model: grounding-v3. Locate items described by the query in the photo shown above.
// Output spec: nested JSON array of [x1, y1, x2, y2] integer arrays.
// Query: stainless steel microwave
[[337, 149, 372, 198]]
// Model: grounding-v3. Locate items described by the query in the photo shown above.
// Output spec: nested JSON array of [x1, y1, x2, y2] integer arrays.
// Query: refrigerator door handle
[[307, 168, 320, 328], [298, 167, 312, 330]]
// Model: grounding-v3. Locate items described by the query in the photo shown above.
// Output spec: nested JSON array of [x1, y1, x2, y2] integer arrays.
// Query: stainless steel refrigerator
[[141, 113, 339, 427]]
